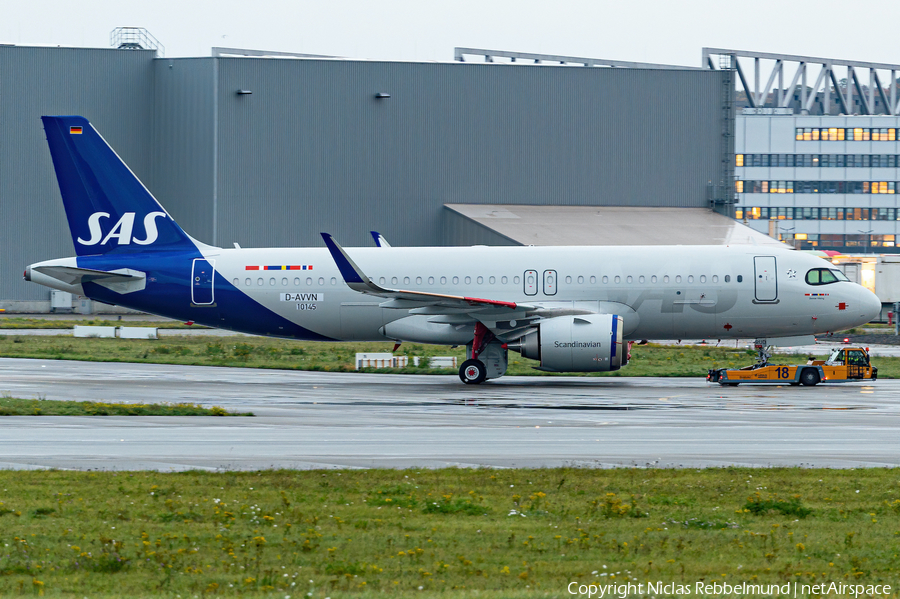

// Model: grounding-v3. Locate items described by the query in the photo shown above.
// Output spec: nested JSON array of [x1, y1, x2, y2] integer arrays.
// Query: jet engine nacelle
[[511, 314, 624, 372]]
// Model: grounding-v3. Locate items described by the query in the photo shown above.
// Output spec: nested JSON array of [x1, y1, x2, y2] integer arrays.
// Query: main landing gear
[[458, 322, 505, 385], [459, 359, 487, 384]]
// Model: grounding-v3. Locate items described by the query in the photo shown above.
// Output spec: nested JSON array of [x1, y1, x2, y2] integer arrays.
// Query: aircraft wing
[[370, 231, 391, 248], [321, 233, 532, 312]]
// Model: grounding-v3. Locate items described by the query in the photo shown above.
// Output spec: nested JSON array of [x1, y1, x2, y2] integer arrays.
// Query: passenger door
[[191, 258, 215, 305], [753, 256, 778, 303]]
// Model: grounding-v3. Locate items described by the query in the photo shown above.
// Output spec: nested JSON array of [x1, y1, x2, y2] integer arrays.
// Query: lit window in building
[[735, 180, 744, 193], [735, 154, 744, 167], [735, 209, 743, 219]]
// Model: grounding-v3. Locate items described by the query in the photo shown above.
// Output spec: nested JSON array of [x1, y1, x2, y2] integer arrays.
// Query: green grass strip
[[0, 396, 252, 416], [0, 317, 205, 329], [0, 468, 896, 597]]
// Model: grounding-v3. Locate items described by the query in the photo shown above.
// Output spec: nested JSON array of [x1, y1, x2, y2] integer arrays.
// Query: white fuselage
[[192, 243, 879, 343]]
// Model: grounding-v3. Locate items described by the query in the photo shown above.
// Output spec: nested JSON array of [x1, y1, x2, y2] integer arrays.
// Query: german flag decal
[[69, 126, 83, 134]]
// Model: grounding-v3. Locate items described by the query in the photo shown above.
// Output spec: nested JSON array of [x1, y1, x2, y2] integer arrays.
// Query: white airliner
[[26, 116, 882, 384]]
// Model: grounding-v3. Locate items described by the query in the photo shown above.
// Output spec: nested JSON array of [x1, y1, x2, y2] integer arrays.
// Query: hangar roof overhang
[[445, 205, 785, 247]]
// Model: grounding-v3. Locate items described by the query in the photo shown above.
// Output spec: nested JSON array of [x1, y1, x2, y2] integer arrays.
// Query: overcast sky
[[3, 0, 900, 68]]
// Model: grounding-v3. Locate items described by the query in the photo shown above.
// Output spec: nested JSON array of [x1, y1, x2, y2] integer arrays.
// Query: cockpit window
[[805, 268, 844, 285]]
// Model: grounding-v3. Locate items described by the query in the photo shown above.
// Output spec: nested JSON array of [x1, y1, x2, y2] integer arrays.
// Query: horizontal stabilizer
[[32, 265, 146, 294]]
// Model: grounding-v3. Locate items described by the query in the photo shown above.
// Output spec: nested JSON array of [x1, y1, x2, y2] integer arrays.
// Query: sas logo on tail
[[78, 212, 167, 246]]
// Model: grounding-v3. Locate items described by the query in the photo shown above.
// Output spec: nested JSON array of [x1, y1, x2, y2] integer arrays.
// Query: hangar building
[[1, 37, 738, 310]]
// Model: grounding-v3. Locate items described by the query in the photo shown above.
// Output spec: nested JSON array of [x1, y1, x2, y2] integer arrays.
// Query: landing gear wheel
[[800, 369, 820, 386], [459, 359, 487, 385]]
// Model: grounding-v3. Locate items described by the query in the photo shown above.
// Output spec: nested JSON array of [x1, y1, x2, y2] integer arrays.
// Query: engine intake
[[509, 314, 624, 372]]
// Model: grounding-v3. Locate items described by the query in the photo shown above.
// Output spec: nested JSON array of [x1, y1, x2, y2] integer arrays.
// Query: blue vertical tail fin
[[42, 116, 198, 256]]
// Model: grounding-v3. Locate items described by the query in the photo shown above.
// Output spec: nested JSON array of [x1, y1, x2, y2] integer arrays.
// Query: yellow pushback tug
[[707, 345, 877, 387]]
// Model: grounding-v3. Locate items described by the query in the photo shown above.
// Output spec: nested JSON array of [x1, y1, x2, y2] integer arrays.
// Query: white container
[[78, 298, 93, 315], [428, 357, 458, 368], [73, 325, 116, 338], [355, 353, 409, 369], [118, 327, 158, 339], [50, 290, 73, 312]]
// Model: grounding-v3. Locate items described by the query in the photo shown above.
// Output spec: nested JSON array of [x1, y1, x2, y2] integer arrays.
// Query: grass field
[[2, 334, 898, 379], [0, 468, 897, 597], [0, 396, 251, 417], [0, 317, 204, 329]]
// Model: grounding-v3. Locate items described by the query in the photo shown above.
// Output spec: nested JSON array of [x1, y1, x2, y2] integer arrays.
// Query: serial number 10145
[[295, 303, 317, 311]]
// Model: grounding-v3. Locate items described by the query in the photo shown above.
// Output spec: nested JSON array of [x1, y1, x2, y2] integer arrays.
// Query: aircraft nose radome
[[858, 287, 882, 323]]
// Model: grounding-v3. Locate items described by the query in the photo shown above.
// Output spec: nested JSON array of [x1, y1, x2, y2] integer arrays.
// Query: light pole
[[858, 229, 873, 254]]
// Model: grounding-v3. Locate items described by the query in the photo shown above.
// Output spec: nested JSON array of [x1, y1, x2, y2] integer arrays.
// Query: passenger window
[[318, 277, 324, 285], [464, 276, 471, 284], [416, 276, 423, 285], [379, 277, 386, 285], [501, 276, 508, 284], [589, 276, 596, 284], [602, 276, 609, 284], [245, 278, 251, 286], [626, 275, 633, 283], [232, 278, 239, 286], [476, 276, 483, 284], [331, 277, 337, 285], [441, 276, 447, 285], [257, 278, 264, 286], [711, 275, 718, 283], [452, 276, 459, 285], [428, 276, 434, 285], [282, 277, 288, 286], [675, 275, 682, 283], [513, 276, 520, 284], [403, 277, 410, 285], [305, 277, 312, 285], [700, 275, 706, 283], [688, 275, 694, 283], [294, 277, 301, 285], [639, 275, 645, 283], [269, 278, 276, 286], [651, 275, 657, 283], [577, 275, 584, 284], [724, 275, 730, 282], [737, 275, 743, 283], [489, 276, 495, 284], [391, 277, 398, 285], [664, 275, 669, 283]]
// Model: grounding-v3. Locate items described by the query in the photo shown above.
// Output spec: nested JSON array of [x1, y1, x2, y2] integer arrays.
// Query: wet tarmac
[[0, 358, 897, 471]]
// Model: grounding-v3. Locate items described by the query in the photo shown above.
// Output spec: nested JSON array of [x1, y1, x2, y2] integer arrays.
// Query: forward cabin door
[[753, 256, 778, 303], [191, 258, 215, 305]]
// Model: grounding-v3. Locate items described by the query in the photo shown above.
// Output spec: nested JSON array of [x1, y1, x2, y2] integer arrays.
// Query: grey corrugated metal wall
[[151, 59, 216, 242], [0, 46, 155, 302], [210, 59, 725, 249], [0, 47, 728, 304]]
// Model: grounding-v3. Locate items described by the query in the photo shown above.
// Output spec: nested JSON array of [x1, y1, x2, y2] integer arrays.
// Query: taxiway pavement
[[0, 358, 896, 471]]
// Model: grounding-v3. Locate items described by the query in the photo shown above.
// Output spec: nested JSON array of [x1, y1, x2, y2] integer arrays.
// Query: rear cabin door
[[753, 256, 778, 302], [191, 259, 215, 305]]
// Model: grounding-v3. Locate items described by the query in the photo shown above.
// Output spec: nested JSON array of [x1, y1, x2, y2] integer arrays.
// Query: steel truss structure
[[454, 47, 702, 70], [703, 48, 900, 116]]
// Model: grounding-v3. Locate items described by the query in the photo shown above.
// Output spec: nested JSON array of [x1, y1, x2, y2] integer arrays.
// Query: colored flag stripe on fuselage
[[245, 265, 312, 270]]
